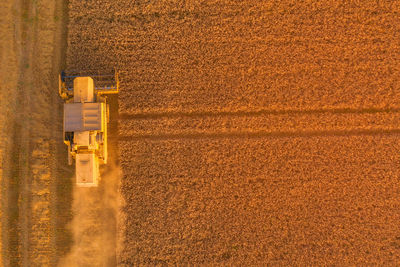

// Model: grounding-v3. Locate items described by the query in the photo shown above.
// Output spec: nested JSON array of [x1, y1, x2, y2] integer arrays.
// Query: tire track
[[0, 0, 22, 264], [49, 0, 70, 265], [7, 0, 34, 265]]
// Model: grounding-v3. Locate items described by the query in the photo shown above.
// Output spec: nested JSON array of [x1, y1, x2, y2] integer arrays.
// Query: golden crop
[[66, 0, 400, 265]]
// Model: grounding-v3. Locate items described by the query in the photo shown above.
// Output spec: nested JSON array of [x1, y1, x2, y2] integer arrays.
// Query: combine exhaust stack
[[59, 70, 119, 187]]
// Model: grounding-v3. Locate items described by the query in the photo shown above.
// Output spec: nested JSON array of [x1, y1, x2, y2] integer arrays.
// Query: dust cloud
[[59, 164, 122, 267]]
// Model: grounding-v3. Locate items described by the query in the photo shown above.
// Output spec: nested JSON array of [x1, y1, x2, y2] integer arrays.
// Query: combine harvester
[[59, 70, 119, 187]]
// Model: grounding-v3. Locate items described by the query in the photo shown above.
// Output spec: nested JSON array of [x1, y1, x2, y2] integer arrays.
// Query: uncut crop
[[67, 0, 400, 265]]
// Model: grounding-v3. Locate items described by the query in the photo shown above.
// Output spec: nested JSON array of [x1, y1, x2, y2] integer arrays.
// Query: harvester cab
[[59, 70, 119, 187]]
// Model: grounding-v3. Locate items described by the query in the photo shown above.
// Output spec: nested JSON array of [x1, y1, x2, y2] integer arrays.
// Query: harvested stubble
[[1, 0, 67, 266], [66, 0, 400, 265]]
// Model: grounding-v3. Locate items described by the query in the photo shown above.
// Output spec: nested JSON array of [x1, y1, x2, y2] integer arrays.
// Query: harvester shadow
[[119, 106, 400, 120], [118, 128, 400, 141]]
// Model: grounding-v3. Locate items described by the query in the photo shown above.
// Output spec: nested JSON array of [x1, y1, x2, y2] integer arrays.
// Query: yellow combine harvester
[[59, 70, 119, 187]]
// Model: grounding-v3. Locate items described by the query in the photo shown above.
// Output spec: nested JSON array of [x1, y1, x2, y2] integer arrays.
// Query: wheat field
[[65, 0, 400, 265]]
